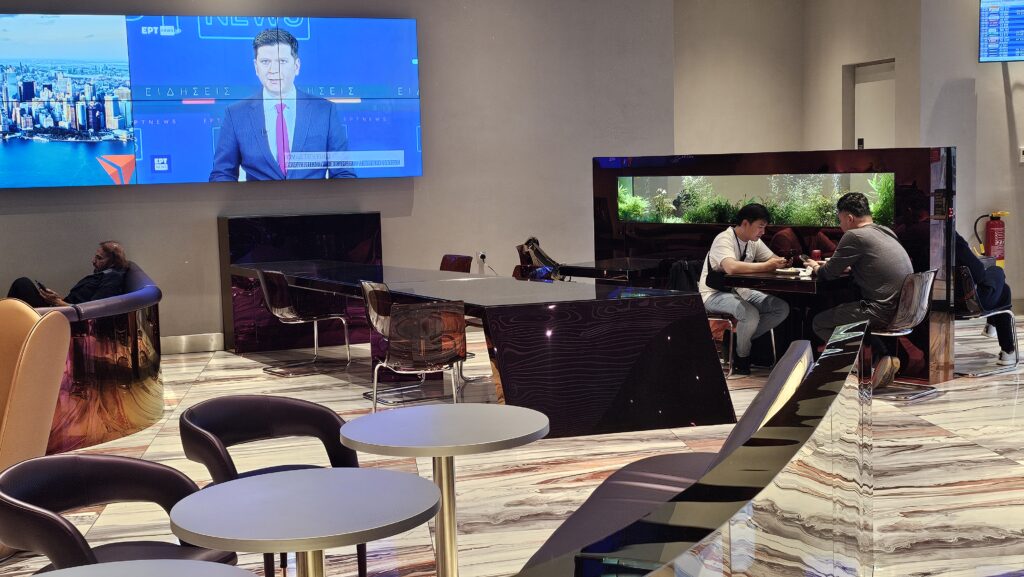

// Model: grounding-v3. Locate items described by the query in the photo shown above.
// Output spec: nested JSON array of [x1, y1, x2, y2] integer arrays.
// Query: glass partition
[[617, 173, 895, 226]]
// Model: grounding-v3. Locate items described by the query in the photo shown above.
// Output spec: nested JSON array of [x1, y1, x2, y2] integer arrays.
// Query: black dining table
[[723, 270, 851, 295], [231, 259, 737, 438]]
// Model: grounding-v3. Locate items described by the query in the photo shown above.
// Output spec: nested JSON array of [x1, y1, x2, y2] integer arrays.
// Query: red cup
[[810, 249, 822, 261]]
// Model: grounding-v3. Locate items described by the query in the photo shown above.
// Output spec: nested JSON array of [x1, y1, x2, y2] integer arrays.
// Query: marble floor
[[2, 320, 1024, 576]]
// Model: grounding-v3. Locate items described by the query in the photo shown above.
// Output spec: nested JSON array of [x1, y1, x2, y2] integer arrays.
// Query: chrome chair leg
[[372, 362, 383, 413]]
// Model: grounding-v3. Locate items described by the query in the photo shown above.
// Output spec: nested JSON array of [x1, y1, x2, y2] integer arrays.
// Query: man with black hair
[[699, 203, 791, 376], [210, 28, 355, 181], [806, 192, 913, 389]]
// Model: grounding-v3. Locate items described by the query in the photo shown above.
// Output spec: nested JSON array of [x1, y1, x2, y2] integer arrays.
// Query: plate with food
[[775, 267, 804, 275]]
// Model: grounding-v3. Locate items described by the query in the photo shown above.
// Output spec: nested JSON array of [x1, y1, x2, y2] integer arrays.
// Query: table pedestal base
[[433, 456, 458, 577], [296, 550, 325, 577]]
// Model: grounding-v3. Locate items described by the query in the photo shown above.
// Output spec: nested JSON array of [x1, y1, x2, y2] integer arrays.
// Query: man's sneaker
[[998, 349, 1019, 366], [871, 356, 901, 390], [731, 355, 751, 376], [983, 324, 998, 339]]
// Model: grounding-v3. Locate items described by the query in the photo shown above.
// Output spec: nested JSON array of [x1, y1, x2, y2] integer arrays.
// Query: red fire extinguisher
[[975, 211, 1010, 268]]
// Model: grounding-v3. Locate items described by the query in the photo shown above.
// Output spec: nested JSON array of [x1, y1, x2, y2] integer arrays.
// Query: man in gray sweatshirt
[[805, 192, 913, 389]]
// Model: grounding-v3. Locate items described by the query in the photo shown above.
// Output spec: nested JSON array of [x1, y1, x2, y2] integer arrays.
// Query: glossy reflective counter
[[231, 261, 737, 437], [517, 323, 872, 576]]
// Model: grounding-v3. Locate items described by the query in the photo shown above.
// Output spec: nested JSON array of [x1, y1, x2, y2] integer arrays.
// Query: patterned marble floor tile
[[10, 319, 1024, 577]]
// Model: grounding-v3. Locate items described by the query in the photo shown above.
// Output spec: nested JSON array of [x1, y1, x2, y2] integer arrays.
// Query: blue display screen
[[980, 0, 1024, 62], [0, 14, 421, 188]]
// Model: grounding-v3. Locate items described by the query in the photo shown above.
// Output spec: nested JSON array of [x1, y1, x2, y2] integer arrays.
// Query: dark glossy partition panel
[[483, 292, 736, 438], [218, 213, 382, 352], [518, 322, 871, 576], [595, 149, 956, 384], [47, 304, 163, 454]]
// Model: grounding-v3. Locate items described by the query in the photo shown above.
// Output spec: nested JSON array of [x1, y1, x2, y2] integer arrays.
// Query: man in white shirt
[[699, 203, 791, 375]]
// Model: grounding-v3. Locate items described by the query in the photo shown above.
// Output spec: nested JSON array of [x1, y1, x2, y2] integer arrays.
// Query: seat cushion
[[524, 451, 717, 569], [35, 542, 237, 573]]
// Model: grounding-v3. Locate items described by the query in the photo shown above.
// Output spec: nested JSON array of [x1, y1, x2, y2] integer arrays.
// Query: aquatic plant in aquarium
[[616, 173, 894, 226]]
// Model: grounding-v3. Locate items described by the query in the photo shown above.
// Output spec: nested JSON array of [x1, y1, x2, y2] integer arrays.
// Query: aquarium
[[616, 173, 895, 226]]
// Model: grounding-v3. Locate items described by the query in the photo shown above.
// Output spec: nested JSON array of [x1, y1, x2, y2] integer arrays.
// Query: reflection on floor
[[1, 320, 1023, 577]]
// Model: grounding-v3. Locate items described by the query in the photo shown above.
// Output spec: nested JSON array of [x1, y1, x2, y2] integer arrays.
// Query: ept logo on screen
[[152, 156, 171, 173]]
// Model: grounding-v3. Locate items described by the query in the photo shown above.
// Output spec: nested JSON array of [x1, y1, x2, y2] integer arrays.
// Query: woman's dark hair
[[734, 203, 771, 226], [99, 241, 129, 270], [835, 192, 872, 217]]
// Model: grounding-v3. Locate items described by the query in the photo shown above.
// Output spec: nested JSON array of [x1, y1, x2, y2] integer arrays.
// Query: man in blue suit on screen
[[209, 28, 356, 181]]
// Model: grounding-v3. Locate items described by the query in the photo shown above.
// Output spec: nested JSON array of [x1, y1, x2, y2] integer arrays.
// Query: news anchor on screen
[[209, 29, 355, 181]]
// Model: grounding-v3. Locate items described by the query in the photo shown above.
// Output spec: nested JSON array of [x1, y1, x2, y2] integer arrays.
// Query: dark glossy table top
[[232, 260, 689, 310], [231, 259, 482, 284], [724, 270, 849, 295], [559, 257, 666, 279]]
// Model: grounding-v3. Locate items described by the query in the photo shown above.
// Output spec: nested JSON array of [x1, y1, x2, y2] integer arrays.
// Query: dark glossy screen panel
[[484, 292, 735, 438], [219, 213, 381, 352]]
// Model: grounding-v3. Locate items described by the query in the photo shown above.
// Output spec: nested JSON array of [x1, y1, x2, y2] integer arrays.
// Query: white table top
[[339, 404, 550, 457], [170, 468, 439, 553], [45, 560, 254, 576]]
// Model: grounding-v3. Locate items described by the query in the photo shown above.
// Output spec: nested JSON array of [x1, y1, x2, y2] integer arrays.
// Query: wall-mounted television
[[0, 14, 421, 188], [980, 0, 1024, 62]]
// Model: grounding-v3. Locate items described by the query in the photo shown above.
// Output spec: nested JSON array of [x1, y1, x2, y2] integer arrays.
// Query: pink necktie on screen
[[275, 103, 290, 177]]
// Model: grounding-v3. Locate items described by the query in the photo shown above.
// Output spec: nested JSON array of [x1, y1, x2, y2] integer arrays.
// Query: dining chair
[[179, 395, 366, 577], [439, 254, 473, 274], [953, 265, 1019, 377], [0, 455, 237, 573], [255, 269, 350, 376], [360, 281, 468, 412], [870, 269, 938, 400]]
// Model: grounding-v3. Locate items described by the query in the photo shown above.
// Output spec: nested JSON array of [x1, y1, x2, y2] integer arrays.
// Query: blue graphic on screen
[[980, 0, 1024, 62], [0, 14, 421, 188], [0, 15, 137, 188]]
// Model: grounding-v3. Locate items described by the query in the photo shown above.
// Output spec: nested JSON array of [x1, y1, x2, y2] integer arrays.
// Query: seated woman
[[955, 232, 1016, 365], [6, 241, 129, 308]]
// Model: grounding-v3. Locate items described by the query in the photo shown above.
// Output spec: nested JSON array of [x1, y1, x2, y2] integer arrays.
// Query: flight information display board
[[981, 0, 1024, 62]]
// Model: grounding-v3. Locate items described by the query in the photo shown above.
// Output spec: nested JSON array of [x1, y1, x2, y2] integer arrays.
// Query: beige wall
[[0, 0, 676, 337], [801, 0, 920, 150], [921, 0, 1024, 290], [674, 0, 805, 154]]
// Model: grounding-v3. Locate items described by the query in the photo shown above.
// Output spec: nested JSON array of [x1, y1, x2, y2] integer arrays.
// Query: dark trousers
[[978, 266, 1015, 352], [812, 300, 893, 357], [6, 277, 49, 308]]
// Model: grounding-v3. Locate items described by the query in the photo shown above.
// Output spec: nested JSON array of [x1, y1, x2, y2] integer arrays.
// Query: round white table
[[170, 468, 440, 577], [44, 560, 254, 576], [339, 403, 550, 577]]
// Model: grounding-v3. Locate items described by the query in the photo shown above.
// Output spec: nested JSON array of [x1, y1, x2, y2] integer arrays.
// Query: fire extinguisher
[[974, 211, 1010, 268]]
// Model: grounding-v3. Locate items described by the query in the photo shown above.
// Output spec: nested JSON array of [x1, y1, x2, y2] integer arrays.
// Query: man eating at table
[[699, 203, 791, 376], [805, 192, 913, 390]]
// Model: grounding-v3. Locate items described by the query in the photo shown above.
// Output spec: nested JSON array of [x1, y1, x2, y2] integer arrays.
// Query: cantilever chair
[[255, 269, 350, 376], [180, 395, 366, 577], [953, 265, 1019, 377], [870, 269, 938, 400], [524, 340, 815, 568], [361, 281, 468, 412], [0, 454, 237, 573]]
